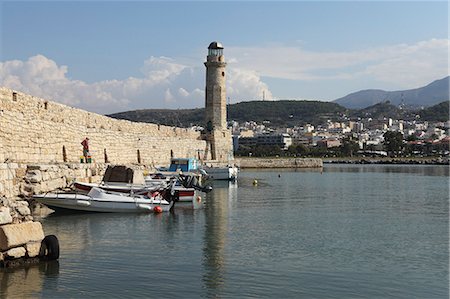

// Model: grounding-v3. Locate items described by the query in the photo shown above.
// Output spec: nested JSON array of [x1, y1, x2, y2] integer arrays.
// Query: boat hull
[[203, 166, 238, 181], [33, 191, 173, 213]]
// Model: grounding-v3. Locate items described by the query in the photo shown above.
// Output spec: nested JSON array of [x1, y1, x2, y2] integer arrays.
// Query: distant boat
[[33, 187, 174, 213], [202, 164, 239, 181]]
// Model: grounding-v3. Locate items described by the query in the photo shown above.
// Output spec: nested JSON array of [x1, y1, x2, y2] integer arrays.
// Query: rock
[[24, 215, 34, 222], [0, 251, 4, 261], [6, 246, 26, 259], [0, 207, 12, 225], [25, 241, 41, 258], [16, 206, 31, 216], [0, 221, 45, 251], [26, 170, 42, 183]]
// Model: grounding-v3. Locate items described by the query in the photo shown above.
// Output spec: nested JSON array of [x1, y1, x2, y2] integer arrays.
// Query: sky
[[0, 1, 448, 114]]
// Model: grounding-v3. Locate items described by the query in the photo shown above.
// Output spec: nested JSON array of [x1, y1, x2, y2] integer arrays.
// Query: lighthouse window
[[222, 72, 225, 77]]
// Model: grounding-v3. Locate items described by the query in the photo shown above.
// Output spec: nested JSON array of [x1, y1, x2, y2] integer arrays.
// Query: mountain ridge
[[333, 76, 449, 109]]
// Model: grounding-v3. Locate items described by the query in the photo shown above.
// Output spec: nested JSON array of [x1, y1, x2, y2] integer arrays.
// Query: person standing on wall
[[81, 137, 89, 162]]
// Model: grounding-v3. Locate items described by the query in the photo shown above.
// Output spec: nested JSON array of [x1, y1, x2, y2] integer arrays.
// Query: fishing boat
[[33, 187, 174, 213]]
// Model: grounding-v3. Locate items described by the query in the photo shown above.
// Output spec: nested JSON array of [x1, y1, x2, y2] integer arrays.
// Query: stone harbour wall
[[0, 87, 207, 166]]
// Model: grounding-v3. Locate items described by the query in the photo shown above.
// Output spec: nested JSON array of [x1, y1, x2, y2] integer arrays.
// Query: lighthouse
[[203, 41, 233, 162], [205, 41, 227, 131]]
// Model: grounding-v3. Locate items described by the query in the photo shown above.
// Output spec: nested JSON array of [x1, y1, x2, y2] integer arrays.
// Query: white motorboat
[[73, 180, 166, 194], [202, 165, 239, 181], [33, 187, 174, 213], [76, 174, 208, 203]]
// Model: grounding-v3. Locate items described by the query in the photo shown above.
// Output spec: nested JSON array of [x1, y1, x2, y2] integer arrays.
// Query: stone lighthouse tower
[[204, 41, 233, 162]]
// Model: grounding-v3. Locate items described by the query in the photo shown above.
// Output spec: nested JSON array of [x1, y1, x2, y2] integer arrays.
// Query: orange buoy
[[196, 195, 202, 203], [153, 206, 163, 213]]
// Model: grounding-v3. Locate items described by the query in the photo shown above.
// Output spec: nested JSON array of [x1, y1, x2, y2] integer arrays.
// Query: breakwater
[[236, 157, 323, 168]]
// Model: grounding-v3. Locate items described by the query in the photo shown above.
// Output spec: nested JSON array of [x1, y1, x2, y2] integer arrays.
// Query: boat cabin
[[168, 158, 199, 172]]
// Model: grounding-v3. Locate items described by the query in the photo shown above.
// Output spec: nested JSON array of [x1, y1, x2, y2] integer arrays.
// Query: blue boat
[[167, 158, 200, 172]]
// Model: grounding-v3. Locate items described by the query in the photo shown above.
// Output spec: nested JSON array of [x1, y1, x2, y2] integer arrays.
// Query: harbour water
[[1, 164, 448, 298]]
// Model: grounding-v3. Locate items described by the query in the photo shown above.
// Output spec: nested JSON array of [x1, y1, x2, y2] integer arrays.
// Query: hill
[[334, 77, 449, 109], [350, 101, 405, 120], [109, 95, 448, 128], [418, 101, 449, 122], [109, 100, 348, 128], [110, 108, 204, 127]]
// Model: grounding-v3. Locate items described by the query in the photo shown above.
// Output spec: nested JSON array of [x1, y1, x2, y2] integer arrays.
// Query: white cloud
[[1, 38, 447, 114], [0, 55, 273, 114], [227, 68, 273, 102], [226, 38, 449, 88], [362, 39, 449, 88]]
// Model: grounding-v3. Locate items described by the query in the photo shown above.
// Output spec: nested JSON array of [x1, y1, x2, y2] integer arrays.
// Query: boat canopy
[[102, 165, 145, 184], [168, 158, 199, 172]]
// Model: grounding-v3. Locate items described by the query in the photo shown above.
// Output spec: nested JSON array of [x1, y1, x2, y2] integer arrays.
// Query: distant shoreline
[[235, 156, 449, 166], [322, 157, 449, 165]]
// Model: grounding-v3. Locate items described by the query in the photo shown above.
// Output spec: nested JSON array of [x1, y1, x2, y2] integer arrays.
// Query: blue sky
[[1, 1, 448, 114]]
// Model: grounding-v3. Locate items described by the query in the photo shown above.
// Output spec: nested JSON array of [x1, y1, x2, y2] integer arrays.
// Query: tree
[[383, 131, 404, 156], [340, 137, 360, 157], [287, 144, 309, 156]]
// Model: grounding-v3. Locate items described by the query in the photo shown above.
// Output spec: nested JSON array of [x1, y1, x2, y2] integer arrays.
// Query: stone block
[[0, 207, 12, 225], [27, 170, 42, 183], [6, 246, 26, 259], [27, 165, 42, 170], [25, 241, 41, 258], [0, 222, 45, 251]]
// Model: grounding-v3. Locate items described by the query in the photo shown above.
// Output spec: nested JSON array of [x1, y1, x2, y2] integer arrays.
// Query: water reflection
[[0, 261, 59, 298], [202, 181, 236, 298]]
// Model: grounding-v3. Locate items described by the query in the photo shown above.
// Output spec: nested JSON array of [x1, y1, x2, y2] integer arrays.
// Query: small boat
[[76, 173, 211, 203], [167, 158, 200, 173], [33, 187, 174, 213], [154, 158, 207, 178], [202, 164, 239, 181], [73, 181, 166, 194]]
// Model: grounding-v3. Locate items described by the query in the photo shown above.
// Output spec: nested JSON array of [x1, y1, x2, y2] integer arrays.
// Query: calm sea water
[[1, 165, 448, 298]]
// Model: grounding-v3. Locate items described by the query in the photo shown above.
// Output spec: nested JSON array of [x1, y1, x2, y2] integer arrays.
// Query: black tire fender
[[40, 235, 60, 261]]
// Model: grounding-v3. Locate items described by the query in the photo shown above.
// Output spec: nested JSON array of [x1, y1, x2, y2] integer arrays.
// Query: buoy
[[196, 195, 202, 203], [253, 179, 258, 186], [153, 206, 163, 213]]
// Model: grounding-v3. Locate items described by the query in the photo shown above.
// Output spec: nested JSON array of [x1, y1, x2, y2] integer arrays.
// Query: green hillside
[[108, 100, 448, 128], [109, 100, 348, 128], [418, 101, 449, 122]]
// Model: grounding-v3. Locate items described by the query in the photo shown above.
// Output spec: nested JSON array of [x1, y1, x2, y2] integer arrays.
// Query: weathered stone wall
[[236, 157, 323, 168], [0, 162, 108, 206], [0, 87, 207, 166]]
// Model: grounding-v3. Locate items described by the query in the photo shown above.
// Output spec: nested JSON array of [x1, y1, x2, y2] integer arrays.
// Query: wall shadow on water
[[0, 260, 60, 298], [202, 181, 237, 298]]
